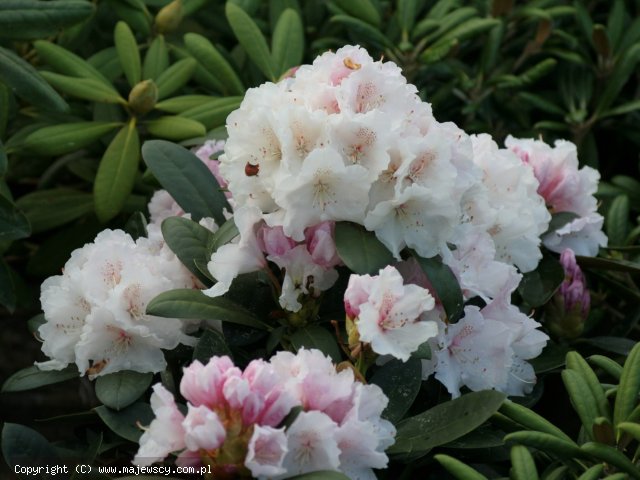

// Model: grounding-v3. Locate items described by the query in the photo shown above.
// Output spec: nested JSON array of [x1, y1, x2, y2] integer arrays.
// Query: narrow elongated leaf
[[1, 365, 78, 392], [435, 17, 500, 46], [2, 424, 62, 475], [179, 96, 242, 129], [504, 431, 585, 460], [146, 289, 269, 330], [142, 140, 230, 225], [398, 0, 419, 37], [290, 325, 342, 363], [411, 251, 464, 322], [588, 355, 622, 380], [146, 116, 205, 141], [581, 442, 640, 479], [41, 71, 125, 104], [94, 120, 140, 222], [566, 352, 610, 420], [184, 33, 244, 95], [596, 43, 640, 114], [370, 358, 422, 423], [330, 15, 394, 50], [0, 196, 30, 241], [161, 216, 214, 280], [143, 34, 169, 80], [510, 445, 538, 480], [155, 95, 214, 114], [389, 390, 506, 455], [271, 8, 304, 77], [0, 0, 94, 39], [499, 400, 573, 442], [577, 465, 604, 480], [34, 40, 113, 86], [110, 0, 151, 36], [0, 46, 68, 112], [334, 222, 394, 275], [154, 58, 196, 100], [114, 21, 141, 87], [434, 454, 488, 480], [606, 194, 629, 246], [226, 2, 276, 81], [95, 371, 153, 410], [16, 188, 93, 233], [193, 328, 232, 362], [561, 369, 598, 439], [332, 0, 380, 27], [21, 122, 121, 156], [576, 256, 640, 274], [614, 341, 640, 429], [95, 402, 153, 442], [209, 218, 239, 254]]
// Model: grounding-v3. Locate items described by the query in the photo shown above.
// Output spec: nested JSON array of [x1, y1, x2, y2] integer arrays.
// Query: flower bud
[[128, 79, 158, 116], [155, 0, 183, 34], [546, 249, 590, 339]]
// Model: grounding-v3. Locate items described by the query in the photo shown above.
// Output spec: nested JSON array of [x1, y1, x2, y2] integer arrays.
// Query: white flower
[[245, 425, 288, 478], [182, 404, 226, 451], [543, 212, 607, 256], [349, 266, 438, 361]]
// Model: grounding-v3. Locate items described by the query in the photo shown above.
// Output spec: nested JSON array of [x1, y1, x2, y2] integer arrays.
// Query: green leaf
[[34, 40, 113, 87], [0, 259, 15, 312], [510, 445, 539, 480], [398, 0, 419, 38], [546, 211, 580, 234], [146, 288, 269, 330], [142, 34, 169, 80], [142, 139, 230, 225], [95, 402, 153, 442], [332, 0, 380, 27], [420, 38, 458, 63], [41, 71, 125, 104], [183, 33, 244, 95], [370, 358, 422, 424], [576, 256, 640, 274], [606, 194, 629, 246], [161, 216, 215, 281], [209, 218, 239, 254], [435, 17, 501, 46], [155, 94, 214, 114], [193, 328, 232, 362], [95, 371, 153, 410], [334, 222, 394, 275], [290, 325, 342, 363], [0, 196, 30, 241], [94, 120, 140, 222], [179, 96, 242, 130], [124, 211, 148, 240], [16, 188, 92, 233], [146, 115, 206, 141], [411, 252, 464, 322], [614, 341, 640, 430], [517, 253, 564, 307], [1, 365, 78, 393], [271, 8, 304, 78], [602, 99, 640, 118], [588, 355, 622, 380], [580, 442, 640, 479], [389, 390, 506, 456], [0, 46, 69, 112], [505, 431, 585, 460], [110, 0, 151, 36], [499, 400, 573, 442], [566, 351, 610, 420], [0, 0, 94, 40], [114, 21, 141, 87], [577, 465, 605, 480], [330, 15, 394, 50], [0, 86, 9, 140], [434, 454, 488, 480], [21, 121, 121, 156], [2, 423, 61, 477], [530, 342, 568, 373], [154, 58, 197, 100], [226, 2, 276, 81], [561, 369, 598, 440], [596, 43, 640, 115]]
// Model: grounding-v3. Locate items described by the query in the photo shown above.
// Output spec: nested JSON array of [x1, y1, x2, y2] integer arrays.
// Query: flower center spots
[[356, 82, 384, 113], [345, 127, 376, 164], [409, 151, 435, 183], [312, 170, 335, 211], [102, 260, 123, 288]]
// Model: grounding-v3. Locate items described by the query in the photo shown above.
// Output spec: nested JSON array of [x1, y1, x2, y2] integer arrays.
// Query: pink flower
[[245, 425, 288, 477], [180, 356, 239, 408], [182, 404, 226, 451], [257, 225, 297, 257], [304, 221, 341, 268]]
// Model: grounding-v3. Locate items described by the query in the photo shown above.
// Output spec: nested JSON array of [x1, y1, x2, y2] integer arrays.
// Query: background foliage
[[1, 0, 639, 478]]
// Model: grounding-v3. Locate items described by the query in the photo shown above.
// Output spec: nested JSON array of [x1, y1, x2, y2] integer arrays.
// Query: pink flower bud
[[257, 225, 297, 257]]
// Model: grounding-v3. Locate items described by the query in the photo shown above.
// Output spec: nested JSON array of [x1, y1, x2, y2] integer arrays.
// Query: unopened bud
[[128, 79, 158, 116], [592, 24, 611, 58], [155, 0, 183, 34]]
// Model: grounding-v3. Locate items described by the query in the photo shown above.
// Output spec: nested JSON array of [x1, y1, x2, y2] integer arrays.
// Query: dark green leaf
[[606, 195, 629, 246], [434, 454, 488, 480], [34, 39, 112, 86], [529, 342, 568, 373], [0, 0, 94, 40], [411, 252, 464, 322], [272, 8, 304, 78], [142, 34, 169, 81], [517, 253, 564, 307], [41, 71, 125, 104], [576, 256, 640, 274], [290, 325, 342, 363], [95, 402, 153, 442], [332, 0, 380, 27], [193, 328, 232, 362], [0, 258, 16, 312], [370, 358, 422, 424], [2, 365, 78, 393], [94, 120, 140, 222], [614, 341, 640, 429], [179, 96, 242, 130], [124, 211, 148, 240], [155, 58, 197, 100], [581, 336, 636, 355], [546, 211, 580, 234], [114, 21, 141, 87], [2, 424, 63, 479], [161, 216, 214, 281], [21, 121, 122, 156], [146, 288, 269, 330], [510, 445, 539, 480], [0, 46, 69, 112], [0, 195, 31, 241], [142, 140, 230, 225], [581, 442, 640, 479], [330, 15, 393, 50], [334, 222, 394, 275], [226, 2, 276, 81], [209, 217, 239, 254], [389, 390, 506, 455], [95, 371, 153, 411]]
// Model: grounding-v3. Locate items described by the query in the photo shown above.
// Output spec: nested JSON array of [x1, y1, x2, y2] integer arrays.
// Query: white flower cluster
[[37, 230, 197, 378], [135, 348, 394, 480]]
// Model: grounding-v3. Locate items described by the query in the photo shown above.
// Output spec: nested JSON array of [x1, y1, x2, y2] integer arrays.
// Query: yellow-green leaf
[[114, 21, 141, 87], [22, 122, 121, 156], [146, 116, 205, 141], [41, 71, 125, 104], [155, 58, 197, 100], [142, 34, 169, 80], [34, 40, 113, 87], [271, 8, 304, 78]]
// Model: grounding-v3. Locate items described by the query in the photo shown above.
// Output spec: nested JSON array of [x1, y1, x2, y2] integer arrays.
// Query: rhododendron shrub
[[2, 44, 611, 480]]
